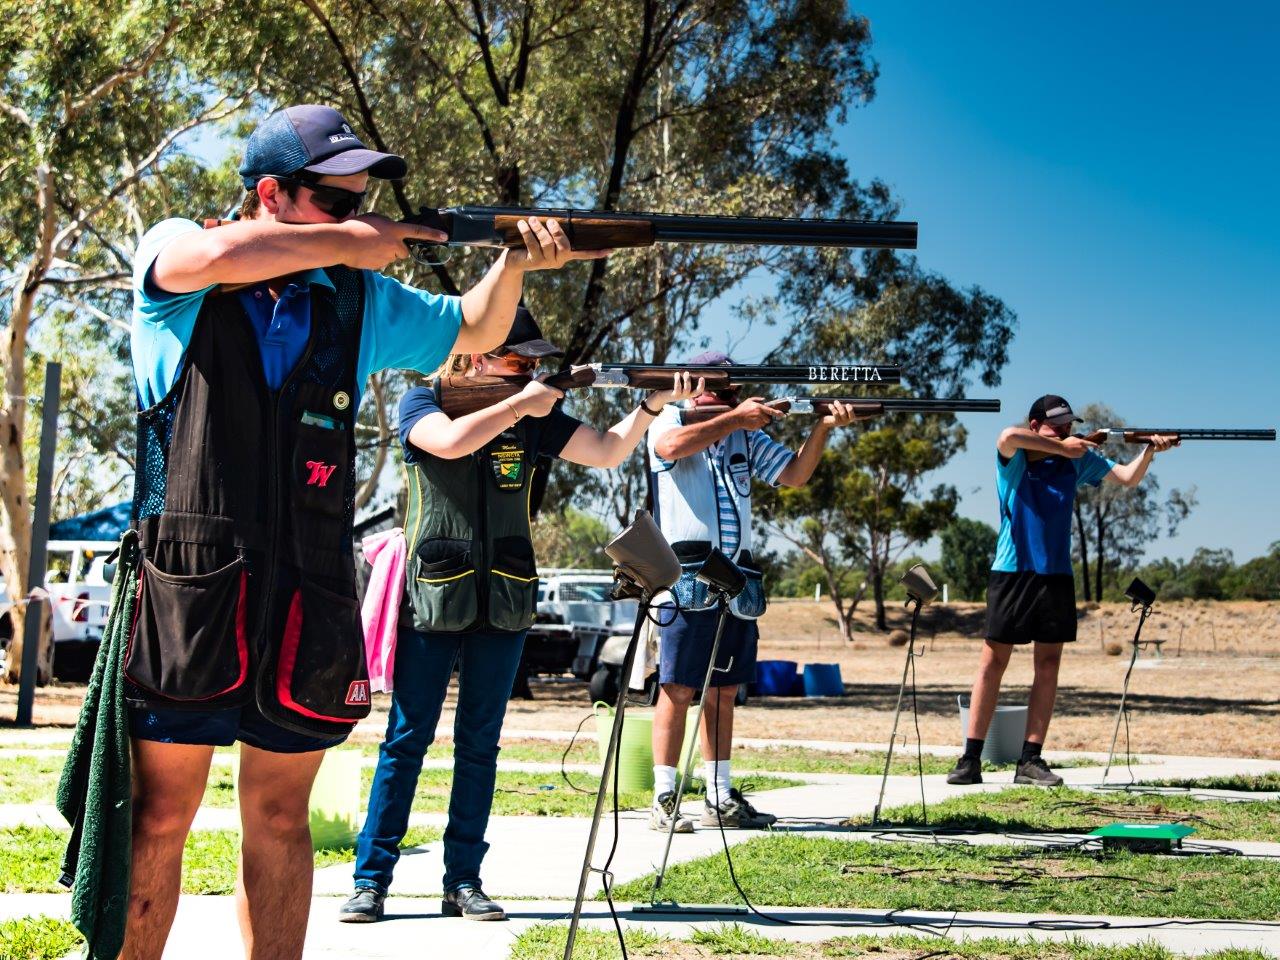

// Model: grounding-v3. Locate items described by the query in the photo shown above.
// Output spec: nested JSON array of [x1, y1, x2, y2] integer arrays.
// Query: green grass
[[0, 915, 84, 960], [352, 767, 800, 817], [0, 825, 441, 895], [0, 749, 798, 816], [607, 835, 1280, 921], [1132, 774, 1280, 793], [850, 786, 1280, 842], [510, 924, 1279, 960], [0, 755, 66, 804]]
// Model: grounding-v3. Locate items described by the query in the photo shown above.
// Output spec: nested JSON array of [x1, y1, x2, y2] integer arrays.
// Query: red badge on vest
[[345, 680, 370, 706]]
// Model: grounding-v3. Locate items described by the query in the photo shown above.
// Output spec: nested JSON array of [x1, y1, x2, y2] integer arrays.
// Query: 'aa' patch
[[345, 680, 370, 706]]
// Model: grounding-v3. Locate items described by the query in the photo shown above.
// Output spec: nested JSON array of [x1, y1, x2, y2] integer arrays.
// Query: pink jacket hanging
[[360, 527, 406, 693]]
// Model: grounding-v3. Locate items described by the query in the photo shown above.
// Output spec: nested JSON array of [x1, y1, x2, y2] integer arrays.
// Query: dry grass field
[[492, 598, 1280, 760], [5, 599, 1277, 759]]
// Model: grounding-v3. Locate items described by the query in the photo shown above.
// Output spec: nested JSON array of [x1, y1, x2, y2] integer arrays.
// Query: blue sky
[[702, 1, 1279, 562]]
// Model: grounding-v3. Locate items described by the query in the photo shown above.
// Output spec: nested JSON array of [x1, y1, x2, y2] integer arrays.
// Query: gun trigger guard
[[410, 245, 453, 267]]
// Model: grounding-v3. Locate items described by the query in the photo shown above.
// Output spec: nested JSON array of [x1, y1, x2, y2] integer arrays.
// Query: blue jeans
[[353, 625, 526, 894]]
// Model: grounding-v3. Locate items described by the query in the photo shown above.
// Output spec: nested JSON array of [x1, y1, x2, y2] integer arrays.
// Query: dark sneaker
[[442, 886, 506, 921], [338, 887, 385, 923], [649, 790, 694, 833], [1014, 756, 1064, 787], [946, 755, 983, 785], [701, 787, 777, 829]]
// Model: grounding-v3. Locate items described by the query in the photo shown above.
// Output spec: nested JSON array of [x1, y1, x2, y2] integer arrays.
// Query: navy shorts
[[658, 606, 758, 688], [129, 698, 347, 754]]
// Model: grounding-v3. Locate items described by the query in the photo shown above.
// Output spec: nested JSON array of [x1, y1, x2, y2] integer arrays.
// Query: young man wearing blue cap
[[123, 104, 604, 960], [645, 352, 860, 833], [947, 395, 1176, 788]]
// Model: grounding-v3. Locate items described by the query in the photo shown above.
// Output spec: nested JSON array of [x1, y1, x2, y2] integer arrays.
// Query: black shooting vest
[[402, 383, 540, 634], [125, 267, 371, 738]]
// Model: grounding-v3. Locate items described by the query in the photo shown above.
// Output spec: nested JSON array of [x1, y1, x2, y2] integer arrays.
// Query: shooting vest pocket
[[487, 536, 537, 631], [670, 540, 715, 612], [411, 536, 478, 632], [293, 409, 348, 520], [729, 549, 767, 620], [270, 578, 369, 724], [125, 552, 249, 702]]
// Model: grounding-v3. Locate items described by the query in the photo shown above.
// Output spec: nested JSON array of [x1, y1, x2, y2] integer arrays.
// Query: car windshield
[[558, 582, 612, 602]]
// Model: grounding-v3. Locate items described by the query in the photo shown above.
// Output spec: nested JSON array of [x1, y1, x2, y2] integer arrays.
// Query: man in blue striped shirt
[[645, 352, 859, 831]]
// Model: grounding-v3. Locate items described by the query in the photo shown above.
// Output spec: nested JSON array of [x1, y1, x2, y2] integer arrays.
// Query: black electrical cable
[[698, 697, 1280, 940], [560, 712, 597, 794]]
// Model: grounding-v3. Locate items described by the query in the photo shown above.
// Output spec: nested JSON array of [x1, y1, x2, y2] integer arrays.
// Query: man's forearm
[[457, 252, 524, 354], [1112, 446, 1154, 486], [153, 221, 356, 293], [998, 427, 1064, 457], [778, 423, 831, 486], [654, 412, 743, 460]]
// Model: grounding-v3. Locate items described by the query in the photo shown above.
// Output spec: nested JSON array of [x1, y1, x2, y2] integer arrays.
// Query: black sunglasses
[[266, 174, 366, 219]]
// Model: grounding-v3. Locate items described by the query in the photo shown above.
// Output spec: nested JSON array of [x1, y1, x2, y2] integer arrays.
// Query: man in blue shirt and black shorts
[[947, 395, 1176, 787]]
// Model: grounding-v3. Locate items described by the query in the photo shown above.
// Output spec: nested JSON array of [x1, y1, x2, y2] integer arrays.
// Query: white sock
[[704, 760, 732, 805], [653, 764, 677, 801]]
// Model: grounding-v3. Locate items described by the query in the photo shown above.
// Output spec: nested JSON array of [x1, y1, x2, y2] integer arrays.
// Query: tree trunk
[[1, 165, 57, 685], [872, 561, 887, 631], [1075, 502, 1091, 602], [1095, 506, 1106, 602]]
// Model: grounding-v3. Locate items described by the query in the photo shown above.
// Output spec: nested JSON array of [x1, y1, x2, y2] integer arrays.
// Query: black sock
[[962, 738, 985, 761], [1020, 740, 1043, 762]]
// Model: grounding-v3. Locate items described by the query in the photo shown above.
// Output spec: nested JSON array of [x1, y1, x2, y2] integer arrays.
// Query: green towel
[[56, 530, 138, 960]]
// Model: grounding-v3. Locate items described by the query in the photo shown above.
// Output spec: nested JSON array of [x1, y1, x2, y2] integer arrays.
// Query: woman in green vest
[[341, 307, 699, 922]]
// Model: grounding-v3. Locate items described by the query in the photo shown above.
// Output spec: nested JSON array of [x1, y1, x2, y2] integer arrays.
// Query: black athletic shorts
[[985, 571, 1077, 645]]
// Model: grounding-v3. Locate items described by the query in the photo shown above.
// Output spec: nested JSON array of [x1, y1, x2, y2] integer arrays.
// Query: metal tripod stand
[[1102, 598, 1154, 784], [871, 596, 927, 825], [563, 573, 651, 960], [644, 595, 747, 910]]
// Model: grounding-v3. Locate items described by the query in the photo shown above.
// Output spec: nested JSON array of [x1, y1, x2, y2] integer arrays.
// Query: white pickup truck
[[0, 539, 115, 681]]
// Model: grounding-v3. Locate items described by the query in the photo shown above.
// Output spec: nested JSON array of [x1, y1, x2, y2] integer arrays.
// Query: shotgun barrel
[[436, 364, 903, 418], [405, 205, 918, 262], [1087, 428, 1276, 443], [676, 395, 1001, 424]]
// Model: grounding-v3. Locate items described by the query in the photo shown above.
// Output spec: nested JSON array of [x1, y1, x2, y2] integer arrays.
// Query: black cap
[[1028, 394, 1082, 425], [239, 105, 407, 189], [498, 305, 564, 359]]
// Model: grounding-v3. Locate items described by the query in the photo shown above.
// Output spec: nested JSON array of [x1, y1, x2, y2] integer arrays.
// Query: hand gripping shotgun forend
[[436, 363, 904, 418], [675, 395, 1002, 424], [402, 205, 918, 264]]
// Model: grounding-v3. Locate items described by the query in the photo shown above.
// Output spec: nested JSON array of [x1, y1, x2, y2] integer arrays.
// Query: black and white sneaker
[[338, 887, 385, 923], [1014, 756, 1064, 787], [649, 790, 694, 833], [701, 787, 776, 829], [945, 755, 983, 785]]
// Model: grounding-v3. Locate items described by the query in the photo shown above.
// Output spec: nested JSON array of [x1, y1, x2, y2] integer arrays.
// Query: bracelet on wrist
[[504, 399, 521, 424], [639, 396, 662, 417]]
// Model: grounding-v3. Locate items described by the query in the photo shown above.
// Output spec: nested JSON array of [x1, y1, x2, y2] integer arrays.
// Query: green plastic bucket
[[593, 701, 698, 794], [308, 749, 364, 850], [227, 748, 363, 850]]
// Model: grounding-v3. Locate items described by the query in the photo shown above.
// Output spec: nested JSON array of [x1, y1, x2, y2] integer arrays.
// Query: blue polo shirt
[[131, 218, 464, 409], [992, 448, 1116, 575]]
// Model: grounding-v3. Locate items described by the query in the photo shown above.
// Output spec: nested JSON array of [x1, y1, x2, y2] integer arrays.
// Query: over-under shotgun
[[676, 395, 1001, 424], [404, 205, 917, 262], [436, 364, 903, 418]]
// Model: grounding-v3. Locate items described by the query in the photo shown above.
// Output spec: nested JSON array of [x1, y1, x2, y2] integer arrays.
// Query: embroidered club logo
[[498, 460, 522, 482], [345, 680, 370, 706], [306, 461, 339, 487]]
